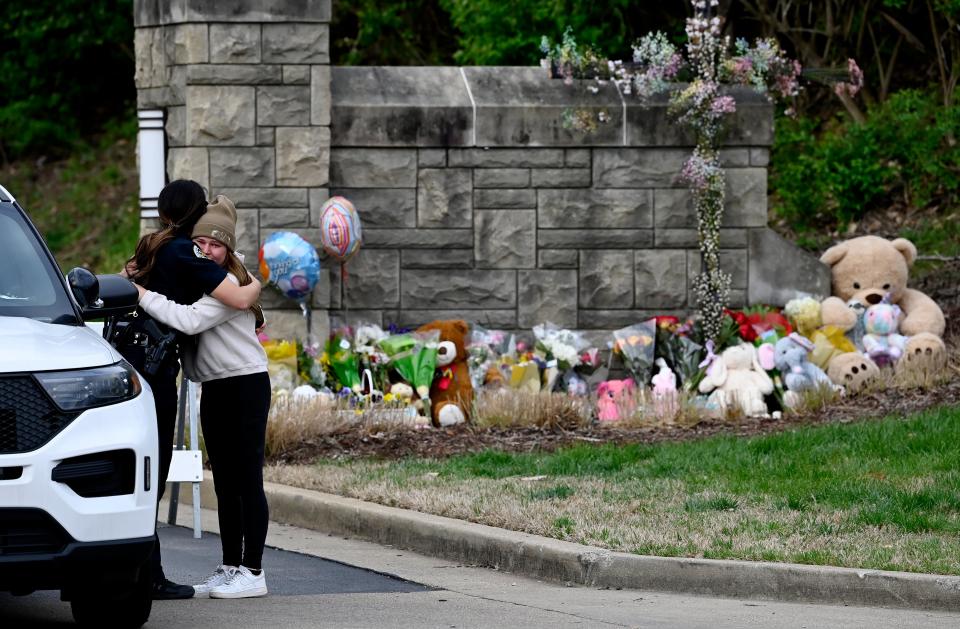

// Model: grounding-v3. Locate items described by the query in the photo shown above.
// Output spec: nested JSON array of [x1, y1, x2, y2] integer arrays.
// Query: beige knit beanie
[[193, 194, 237, 251]]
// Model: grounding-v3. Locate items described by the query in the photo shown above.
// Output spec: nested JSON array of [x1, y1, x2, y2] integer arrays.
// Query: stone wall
[[134, 0, 828, 340]]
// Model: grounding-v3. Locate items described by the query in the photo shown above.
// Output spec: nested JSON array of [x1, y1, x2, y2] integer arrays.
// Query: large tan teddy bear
[[819, 236, 946, 384]]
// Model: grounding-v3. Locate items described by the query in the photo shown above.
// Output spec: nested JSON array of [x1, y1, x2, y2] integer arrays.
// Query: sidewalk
[[172, 473, 960, 612]]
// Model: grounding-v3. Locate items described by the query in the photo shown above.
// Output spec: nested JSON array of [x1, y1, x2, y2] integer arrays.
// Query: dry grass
[[471, 390, 592, 430], [265, 395, 421, 459]]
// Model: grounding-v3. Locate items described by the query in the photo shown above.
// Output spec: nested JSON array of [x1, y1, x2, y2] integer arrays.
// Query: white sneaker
[[209, 566, 268, 599], [193, 565, 237, 597]]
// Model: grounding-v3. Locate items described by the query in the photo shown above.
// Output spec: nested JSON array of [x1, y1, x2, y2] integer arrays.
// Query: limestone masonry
[[134, 0, 828, 340]]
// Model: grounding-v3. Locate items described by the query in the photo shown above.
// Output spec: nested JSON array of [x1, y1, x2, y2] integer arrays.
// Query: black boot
[[153, 578, 195, 600]]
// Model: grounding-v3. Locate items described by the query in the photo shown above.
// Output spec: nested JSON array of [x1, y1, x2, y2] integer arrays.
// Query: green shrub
[[770, 89, 960, 232]]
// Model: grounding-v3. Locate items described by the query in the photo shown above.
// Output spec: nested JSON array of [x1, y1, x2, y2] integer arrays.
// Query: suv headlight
[[35, 362, 142, 411]]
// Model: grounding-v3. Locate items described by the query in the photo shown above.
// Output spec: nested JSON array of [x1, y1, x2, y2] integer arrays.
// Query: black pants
[[144, 368, 179, 584], [200, 372, 271, 570]]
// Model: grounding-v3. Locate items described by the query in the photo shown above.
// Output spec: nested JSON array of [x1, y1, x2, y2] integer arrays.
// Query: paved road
[[3, 513, 960, 628]]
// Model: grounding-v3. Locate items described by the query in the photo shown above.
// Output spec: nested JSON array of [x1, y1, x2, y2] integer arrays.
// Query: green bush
[[771, 89, 960, 232], [0, 0, 134, 160]]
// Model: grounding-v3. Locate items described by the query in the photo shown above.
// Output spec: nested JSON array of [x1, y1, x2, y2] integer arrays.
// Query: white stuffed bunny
[[697, 343, 773, 417]]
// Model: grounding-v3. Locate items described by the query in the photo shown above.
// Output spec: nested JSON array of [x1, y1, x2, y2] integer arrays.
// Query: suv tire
[[70, 560, 153, 628]]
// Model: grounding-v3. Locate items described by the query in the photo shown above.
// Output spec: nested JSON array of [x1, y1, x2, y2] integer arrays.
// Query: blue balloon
[[258, 232, 321, 303]]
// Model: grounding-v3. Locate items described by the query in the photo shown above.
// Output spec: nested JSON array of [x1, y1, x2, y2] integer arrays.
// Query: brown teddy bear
[[819, 235, 946, 385], [416, 319, 474, 427]]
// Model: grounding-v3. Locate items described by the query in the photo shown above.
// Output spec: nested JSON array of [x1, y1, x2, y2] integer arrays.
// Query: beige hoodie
[[139, 274, 267, 383]]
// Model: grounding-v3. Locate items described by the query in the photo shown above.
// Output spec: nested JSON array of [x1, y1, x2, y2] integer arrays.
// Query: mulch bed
[[271, 305, 960, 465]]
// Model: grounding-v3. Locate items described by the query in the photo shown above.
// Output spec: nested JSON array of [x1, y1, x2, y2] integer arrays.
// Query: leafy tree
[[0, 0, 135, 160]]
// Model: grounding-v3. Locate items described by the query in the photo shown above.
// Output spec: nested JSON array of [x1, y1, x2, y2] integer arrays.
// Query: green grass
[[267, 405, 960, 574], [0, 115, 140, 275]]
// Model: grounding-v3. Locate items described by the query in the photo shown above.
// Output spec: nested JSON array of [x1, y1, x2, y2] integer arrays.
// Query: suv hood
[[0, 316, 121, 373]]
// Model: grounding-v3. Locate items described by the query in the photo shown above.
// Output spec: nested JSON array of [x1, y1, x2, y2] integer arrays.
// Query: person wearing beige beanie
[[133, 194, 272, 599], [121, 180, 262, 600]]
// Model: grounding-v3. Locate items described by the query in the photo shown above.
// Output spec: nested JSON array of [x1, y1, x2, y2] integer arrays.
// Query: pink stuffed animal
[[652, 358, 678, 421], [596, 379, 635, 421]]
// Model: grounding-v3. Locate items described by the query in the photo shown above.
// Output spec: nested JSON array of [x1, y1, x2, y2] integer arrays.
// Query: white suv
[[0, 185, 158, 627]]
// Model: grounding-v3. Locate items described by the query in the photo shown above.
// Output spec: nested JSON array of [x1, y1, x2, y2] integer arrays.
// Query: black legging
[[200, 372, 271, 570], [141, 366, 179, 584]]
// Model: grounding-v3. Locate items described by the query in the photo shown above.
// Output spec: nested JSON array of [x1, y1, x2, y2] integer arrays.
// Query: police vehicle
[[0, 184, 158, 627]]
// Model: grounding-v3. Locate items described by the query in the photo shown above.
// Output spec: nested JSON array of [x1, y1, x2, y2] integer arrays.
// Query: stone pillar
[[134, 0, 332, 339]]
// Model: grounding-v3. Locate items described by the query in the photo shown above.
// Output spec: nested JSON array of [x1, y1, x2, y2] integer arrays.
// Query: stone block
[[138, 86, 181, 109], [365, 229, 472, 249], [186, 85, 255, 145], [401, 270, 516, 309], [538, 230, 653, 249], [331, 67, 470, 146], [326, 188, 414, 228], [330, 149, 416, 188], [475, 210, 536, 269], [257, 86, 310, 126], [307, 188, 330, 225], [209, 147, 275, 187], [473, 168, 529, 188], [538, 189, 652, 228], [750, 148, 770, 167], [401, 249, 474, 269], [518, 270, 578, 328], [593, 148, 689, 188], [311, 65, 331, 126], [169, 23, 208, 64], [329, 310, 382, 329], [313, 264, 341, 310], [209, 23, 260, 63], [725, 169, 767, 226], [538, 249, 578, 268], [276, 126, 330, 187], [530, 168, 591, 188], [474, 188, 535, 209], [136, 0, 332, 26], [448, 148, 564, 168], [653, 170, 768, 228], [686, 250, 748, 289], [462, 66, 622, 146], [419, 149, 446, 167], [260, 208, 309, 228], [134, 27, 167, 89], [748, 228, 831, 306], [579, 251, 634, 308], [417, 169, 472, 228], [165, 106, 186, 147], [565, 149, 591, 168], [262, 23, 329, 63], [256, 126, 275, 146], [578, 310, 669, 329], [343, 249, 400, 308], [261, 309, 330, 343], [635, 250, 687, 308], [186, 64, 282, 85], [720, 148, 750, 167], [382, 309, 518, 329], [653, 228, 748, 249], [216, 187, 308, 207], [235, 208, 259, 256], [283, 65, 311, 85], [166, 147, 209, 193]]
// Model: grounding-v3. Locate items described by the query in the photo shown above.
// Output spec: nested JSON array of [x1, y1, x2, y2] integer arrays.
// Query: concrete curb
[[175, 475, 960, 611]]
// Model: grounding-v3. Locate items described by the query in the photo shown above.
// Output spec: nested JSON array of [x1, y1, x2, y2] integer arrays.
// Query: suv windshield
[[0, 203, 78, 324]]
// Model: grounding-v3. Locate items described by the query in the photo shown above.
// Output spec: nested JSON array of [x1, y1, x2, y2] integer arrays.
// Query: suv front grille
[[0, 508, 71, 556], [0, 376, 79, 454]]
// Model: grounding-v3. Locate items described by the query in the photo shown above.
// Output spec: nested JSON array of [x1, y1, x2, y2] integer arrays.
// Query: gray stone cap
[[331, 66, 774, 148], [135, 0, 331, 26], [332, 67, 472, 107]]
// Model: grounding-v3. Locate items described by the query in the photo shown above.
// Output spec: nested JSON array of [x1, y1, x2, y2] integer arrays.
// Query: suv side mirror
[[68, 268, 139, 320]]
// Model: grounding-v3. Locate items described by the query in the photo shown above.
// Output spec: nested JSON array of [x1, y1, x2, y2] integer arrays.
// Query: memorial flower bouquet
[[612, 319, 657, 385]]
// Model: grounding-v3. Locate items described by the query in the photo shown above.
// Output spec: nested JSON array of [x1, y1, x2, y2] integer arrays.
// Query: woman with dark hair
[[121, 179, 261, 600]]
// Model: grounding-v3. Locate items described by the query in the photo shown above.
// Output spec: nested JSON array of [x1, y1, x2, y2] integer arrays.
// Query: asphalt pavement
[[2, 514, 960, 628]]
